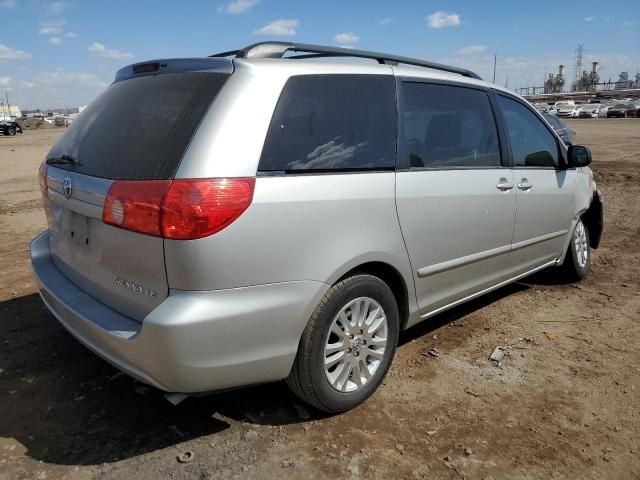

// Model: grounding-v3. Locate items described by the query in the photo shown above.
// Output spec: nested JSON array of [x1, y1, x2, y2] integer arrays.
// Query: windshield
[[48, 72, 229, 180]]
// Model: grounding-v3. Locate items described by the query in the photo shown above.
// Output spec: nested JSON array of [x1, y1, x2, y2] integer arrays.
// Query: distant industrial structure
[[615, 71, 640, 90], [22, 107, 82, 117], [572, 61, 600, 92], [517, 44, 640, 102], [1, 91, 21, 121], [541, 45, 600, 93], [0, 103, 21, 121], [544, 65, 566, 94], [520, 69, 640, 99]]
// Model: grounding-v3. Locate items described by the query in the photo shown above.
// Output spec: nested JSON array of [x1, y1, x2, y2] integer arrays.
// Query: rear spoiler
[[115, 58, 233, 83]]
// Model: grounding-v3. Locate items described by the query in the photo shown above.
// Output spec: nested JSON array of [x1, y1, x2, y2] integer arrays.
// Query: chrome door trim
[[419, 259, 557, 319], [416, 230, 567, 278], [416, 244, 511, 278], [511, 230, 568, 252]]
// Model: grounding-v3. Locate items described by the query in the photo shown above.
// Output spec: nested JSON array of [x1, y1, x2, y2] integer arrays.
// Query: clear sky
[[1, 0, 639, 108]]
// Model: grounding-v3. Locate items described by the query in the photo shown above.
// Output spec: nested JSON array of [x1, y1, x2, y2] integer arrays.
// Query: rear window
[[401, 82, 501, 168], [258, 74, 396, 173], [47, 72, 229, 180]]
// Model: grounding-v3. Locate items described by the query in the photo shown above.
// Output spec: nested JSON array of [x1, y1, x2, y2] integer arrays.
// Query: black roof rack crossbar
[[209, 41, 482, 80]]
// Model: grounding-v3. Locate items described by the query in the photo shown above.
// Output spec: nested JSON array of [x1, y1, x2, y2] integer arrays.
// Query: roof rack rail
[[209, 41, 483, 81]]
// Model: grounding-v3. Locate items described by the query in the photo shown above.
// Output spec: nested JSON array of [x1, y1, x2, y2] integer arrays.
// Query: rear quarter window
[[258, 74, 396, 173], [48, 72, 229, 180]]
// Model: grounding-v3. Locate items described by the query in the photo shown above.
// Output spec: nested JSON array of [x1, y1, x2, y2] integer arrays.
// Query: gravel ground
[[0, 119, 638, 480]]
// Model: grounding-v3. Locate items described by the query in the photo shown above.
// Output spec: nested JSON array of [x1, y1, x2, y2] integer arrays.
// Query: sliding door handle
[[517, 181, 533, 191]]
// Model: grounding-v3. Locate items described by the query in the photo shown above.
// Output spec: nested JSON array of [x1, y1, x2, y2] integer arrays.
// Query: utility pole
[[492, 54, 497, 83]]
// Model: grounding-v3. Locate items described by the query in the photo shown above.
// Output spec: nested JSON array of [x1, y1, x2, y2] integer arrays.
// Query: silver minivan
[[31, 42, 603, 412]]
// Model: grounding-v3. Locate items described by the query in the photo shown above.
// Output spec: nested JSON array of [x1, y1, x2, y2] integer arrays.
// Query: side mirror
[[567, 145, 592, 168]]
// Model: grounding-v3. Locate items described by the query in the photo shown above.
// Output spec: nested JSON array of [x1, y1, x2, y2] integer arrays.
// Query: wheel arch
[[558, 189, 603, 265], [334, 261, 411, 331], [582, 190, 604, 249]]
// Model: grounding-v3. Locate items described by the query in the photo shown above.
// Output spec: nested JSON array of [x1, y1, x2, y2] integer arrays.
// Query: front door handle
[[496, 178, 514, 191], [517, 179, 533, 191]]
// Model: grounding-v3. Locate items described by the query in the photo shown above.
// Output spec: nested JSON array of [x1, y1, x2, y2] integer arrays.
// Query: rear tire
[[287, 274, 399, 413], [561, 218, 590, 281]]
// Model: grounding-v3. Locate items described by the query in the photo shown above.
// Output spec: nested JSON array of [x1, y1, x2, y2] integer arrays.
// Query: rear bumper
[[30, 231, 328, 393]]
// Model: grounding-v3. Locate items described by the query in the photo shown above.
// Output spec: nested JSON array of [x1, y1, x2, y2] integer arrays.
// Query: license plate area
[[61, 209, 90, 247]]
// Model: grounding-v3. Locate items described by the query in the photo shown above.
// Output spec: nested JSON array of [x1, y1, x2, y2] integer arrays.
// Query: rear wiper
[[46, 154, 81, 165]]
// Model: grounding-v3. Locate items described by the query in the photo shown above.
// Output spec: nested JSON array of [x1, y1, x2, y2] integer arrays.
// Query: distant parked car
[[579, 104, 607, 118], [54, 117, 70, 127], [607, 103, 637, 118], [533, 103, 560, 116], [556, 104, 578, 118], [1, 121, 23, 136], [534, 103, 547, 113], [598, 105, 609, 117], [572, 105, 584, 118], [543, 113, 576, 145]]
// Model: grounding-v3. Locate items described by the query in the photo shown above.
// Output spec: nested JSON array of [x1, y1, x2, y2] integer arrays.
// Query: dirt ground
[[0, 120, 638, 480]]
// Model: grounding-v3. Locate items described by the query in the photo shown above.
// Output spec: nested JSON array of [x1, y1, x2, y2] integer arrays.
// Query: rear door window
[[48, 72, 229, 179], [258, 75, 396, 172], [400, 82, 502, 168], [497, 95, 559, 168]]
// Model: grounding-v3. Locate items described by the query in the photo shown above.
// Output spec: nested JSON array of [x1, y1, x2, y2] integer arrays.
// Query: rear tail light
[[161, 178, 255, 239], [104, 180, 170, 237], [103, 178, 255, 240], [38, 161, 48, 198]]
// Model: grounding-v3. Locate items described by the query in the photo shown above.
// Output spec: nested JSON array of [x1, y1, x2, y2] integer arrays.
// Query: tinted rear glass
[[401, 82, 501, 168], [258, 75, 396, 172], [48, 72, 229, 180]]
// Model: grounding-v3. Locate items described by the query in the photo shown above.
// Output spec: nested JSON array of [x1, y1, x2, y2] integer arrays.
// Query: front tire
[[561, 218, 590, 281], [287, 274, 399, 413], [8, 127, 16, 136]]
